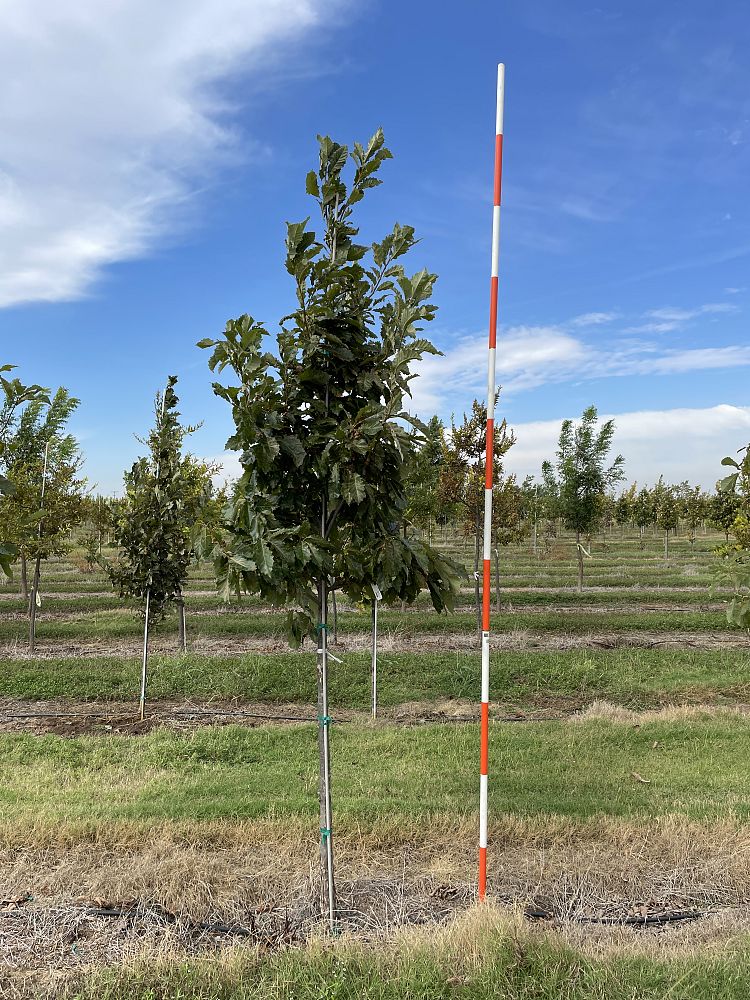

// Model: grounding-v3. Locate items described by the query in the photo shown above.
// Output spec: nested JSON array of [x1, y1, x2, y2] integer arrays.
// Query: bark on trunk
[[177, 591, 186, 652], [316, 577, 336, 929], [20, 553, 28, 603], [664, 530, 669, 560], [576, 529, 583, 594], [28, 553, 43, 653]]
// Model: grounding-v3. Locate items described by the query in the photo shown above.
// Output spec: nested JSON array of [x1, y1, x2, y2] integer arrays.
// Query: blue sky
[[1, 0, 749, 492]]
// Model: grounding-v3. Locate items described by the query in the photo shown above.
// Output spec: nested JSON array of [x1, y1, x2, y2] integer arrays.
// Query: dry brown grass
[[572, 700, 750, 724], [1, 814, 748, 923]]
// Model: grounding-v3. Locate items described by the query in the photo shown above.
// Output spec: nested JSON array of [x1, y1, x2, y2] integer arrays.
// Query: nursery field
[[1, 527, 749, 998]]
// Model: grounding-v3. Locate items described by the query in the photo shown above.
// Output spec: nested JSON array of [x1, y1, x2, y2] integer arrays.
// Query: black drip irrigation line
[[85, 905, 290, 940], [0, 707, 566, 725], [173, 708, 319, 724], [525, 908, 705, 926]]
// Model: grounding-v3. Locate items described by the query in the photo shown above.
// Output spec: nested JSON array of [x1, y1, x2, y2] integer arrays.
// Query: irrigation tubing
[[84, 905, 286, 939], [525, 908, 706, 926], [0, 708, 566, 725]]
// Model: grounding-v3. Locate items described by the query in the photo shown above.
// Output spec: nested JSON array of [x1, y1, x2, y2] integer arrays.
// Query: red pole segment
[[479, 62, 505, 902]]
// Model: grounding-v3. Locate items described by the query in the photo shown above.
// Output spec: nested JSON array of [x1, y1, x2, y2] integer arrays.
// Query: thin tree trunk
[[20, 553, 28, 603], [139, 590, 151, 720], [331, 588, 338, 644], [177, 591, 186, 652], [28, 553, 42, 653], [474, 510, 481, 638], [371, 598, 378, 720], [576, 529, 583, 594], [664, 529, 669, 560], [317, 576, 335, 930]]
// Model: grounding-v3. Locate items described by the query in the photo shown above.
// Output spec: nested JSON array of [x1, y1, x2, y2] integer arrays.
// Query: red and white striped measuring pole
[[479, 62, 505, 902]]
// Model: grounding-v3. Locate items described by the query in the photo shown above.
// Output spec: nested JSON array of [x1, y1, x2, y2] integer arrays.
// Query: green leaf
[[341, 471, 366, 504], [305, 171, 320, 197], [279, 435, 306, 468]]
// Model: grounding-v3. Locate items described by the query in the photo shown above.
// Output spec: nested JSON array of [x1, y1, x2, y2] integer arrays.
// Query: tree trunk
[[20, 553, 28, 603], [177, 591, 186, 652], [474, 509, 481, 638], [139, 590, 151, 720], [664, 529, 669, 560], [576, 529, 583, 594], [371, 598, 378, 720], [28, 553, 42, 653], [331, 588, 338, 644], [316, 576, 336, 930]]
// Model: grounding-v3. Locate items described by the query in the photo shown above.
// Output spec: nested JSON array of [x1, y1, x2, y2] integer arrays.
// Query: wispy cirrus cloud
[[409, 298, 745, 415], [570, 311, 619, 328], [624, 301, 738, 333], [0, 0, 344, 309]]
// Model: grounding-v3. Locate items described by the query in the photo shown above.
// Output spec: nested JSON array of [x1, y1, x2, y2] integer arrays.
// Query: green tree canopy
[[542, 405, 624, 591]]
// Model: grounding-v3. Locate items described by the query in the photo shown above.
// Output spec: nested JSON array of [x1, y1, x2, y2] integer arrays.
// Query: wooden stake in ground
[[479, 62, 505, 902], [139, 589, 151, 721], [317, 560, 336, 930], [371, 583, 382, 719], [28, 441, 50, 655]]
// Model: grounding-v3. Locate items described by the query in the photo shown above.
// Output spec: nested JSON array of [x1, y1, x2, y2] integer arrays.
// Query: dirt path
[[2, 629, 748, 661], [0, 696, 748, 737]]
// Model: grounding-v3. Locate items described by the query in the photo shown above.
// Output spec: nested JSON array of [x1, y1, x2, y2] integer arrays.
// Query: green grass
[[2, 716, 750, 827], [65, 923, 750, 1000], [1, 647, 749, 708], [0, 607, 735, 646]]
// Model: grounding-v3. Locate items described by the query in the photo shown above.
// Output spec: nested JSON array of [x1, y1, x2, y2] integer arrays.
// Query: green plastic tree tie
[[318, 714, 332, 725], [320, 827, 331, 841], [315, 622, 329, 632]]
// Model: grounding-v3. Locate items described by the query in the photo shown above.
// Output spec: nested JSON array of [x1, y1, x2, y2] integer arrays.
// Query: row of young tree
[[402, 401, 746, 593], [3, 127, 750, 927]]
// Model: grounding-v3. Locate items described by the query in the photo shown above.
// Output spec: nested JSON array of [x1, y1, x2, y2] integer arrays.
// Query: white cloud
[[409, 326, 586, 413], [0, 0, 340, 308], [504, 405, 750, 489], [625, 301, 738, 333], [570, 311, 618, 327], [207, 451, 243, 487], [409, 320, 750, 417]]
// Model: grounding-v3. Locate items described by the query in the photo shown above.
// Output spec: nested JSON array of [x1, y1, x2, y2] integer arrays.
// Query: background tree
[[715, 443, 750, 627], [0, 381, 79, 595], [199, 130, 460, 929], [438, 395, 515, 633], [402, 414, 445, 542], [615, 484, 637, 537], [678, 483, 708, 546], [632, 486, 653, 547], [709, 488, 741, 543], [0, 383, 86, 649], [651, 477, 679, 559], [108, 377, 212, 690], [491, 473, 528, 609], [541, 405, 624, 593], [0, 366, 50, 577]]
